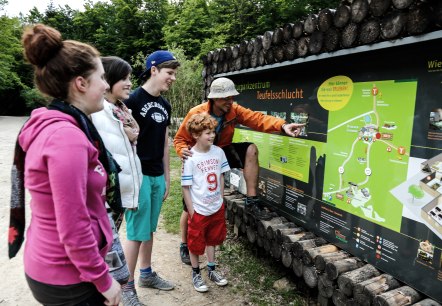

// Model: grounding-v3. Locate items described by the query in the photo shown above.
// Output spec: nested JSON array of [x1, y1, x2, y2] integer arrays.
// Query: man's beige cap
[[208, 77, 240, 99]]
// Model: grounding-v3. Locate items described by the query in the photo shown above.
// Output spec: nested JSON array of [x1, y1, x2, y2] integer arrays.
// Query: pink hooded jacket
[[19, 107, 113, 293]]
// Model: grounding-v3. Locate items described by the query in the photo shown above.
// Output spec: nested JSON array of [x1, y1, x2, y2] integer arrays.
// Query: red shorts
[[187, 204, 227, 255]]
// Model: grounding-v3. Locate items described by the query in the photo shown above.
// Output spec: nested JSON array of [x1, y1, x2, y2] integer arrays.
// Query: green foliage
[[162, 46, 204, 121], [163, 0, 211, 58], [0, 16, 23, 91], [20, 88, 49, 108], [408, 184, 425, 202]]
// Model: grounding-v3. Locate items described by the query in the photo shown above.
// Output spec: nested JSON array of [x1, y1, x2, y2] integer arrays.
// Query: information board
[[226, 33, 442, 302]]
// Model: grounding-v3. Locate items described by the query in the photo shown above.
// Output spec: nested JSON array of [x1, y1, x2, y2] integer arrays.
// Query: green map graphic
[[322, 79, 418, 231], [232, 130, 326, 184]]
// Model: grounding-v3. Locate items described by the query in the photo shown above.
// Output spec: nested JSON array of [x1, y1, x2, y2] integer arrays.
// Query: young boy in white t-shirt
[[181, 112, 230, 293]]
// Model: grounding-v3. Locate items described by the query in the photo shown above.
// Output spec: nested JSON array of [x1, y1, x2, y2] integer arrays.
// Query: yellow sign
[[317, 76, 354, 111]]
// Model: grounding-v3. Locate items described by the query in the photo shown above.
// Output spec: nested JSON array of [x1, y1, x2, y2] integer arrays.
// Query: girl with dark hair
[[91, 56, 144, 306]]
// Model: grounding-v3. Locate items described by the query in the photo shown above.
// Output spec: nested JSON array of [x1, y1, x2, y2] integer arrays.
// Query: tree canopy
[[0, 0, 340, 115]]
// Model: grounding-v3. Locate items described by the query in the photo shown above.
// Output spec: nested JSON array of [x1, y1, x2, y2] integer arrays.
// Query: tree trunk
[[315, 251, 350, 272], [359, 18, 381, 44], [334, 4, 351, 28], [262, 31, 273, 51], [292, 237, 328, 258], [381, 11, 407, 40], [411, 298, 442, 306], [309, 30, 324, 55], [297, 36, 310, 57], [283, 23, 294, 41], [292, 257, 304, 277], [392, 0, 414, 10], [304, 14, 319, 34], [281, 243, 294, 268], [303, 244, 339, 266], [293, 21, 304, 38], [319, 8, 335, 32], [318, 274, 336, 298], [272, 27, 284, 46], [353, 274, 401, 306], [337, 264, 381, 296], [303, 265, 319, 288], [351, 0, 370, 23], [341, 22, 359, 48], [283, 39, 298, 61], [370, 0, 391, 17], [324, 27, 340, 51], [407, 2, 433, 35], [326, 257, 365, 280], [373, 286, 423, 306]]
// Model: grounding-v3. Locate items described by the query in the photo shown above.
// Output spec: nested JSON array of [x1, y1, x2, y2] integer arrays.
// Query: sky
[[4, 0, 101, 17]]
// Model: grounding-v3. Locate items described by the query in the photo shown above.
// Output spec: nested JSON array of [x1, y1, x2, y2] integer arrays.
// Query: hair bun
[[22, 24, 63, 67]]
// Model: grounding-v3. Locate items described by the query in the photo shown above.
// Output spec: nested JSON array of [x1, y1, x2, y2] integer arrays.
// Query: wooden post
[[292, 257, 304, 277], [315, 250, 350, 272], [318, 8, 335, 32], [326, 257, 365, 280], [380, 11, 407, 40], [341, 22, 359, 48], [337, 264, 381, 296], [334, 4, 351, 28], [370, 0, 391, 17], [293, 21, 304, 38], [351, 0, 370, 23], [303, 244, 339, 266], [359, 18, 381, 44], [373, 286, 423, 306], [353, 274, 401, 306], [304, 14, 319, 34], [318, 274, 336, 298], [303, 265, 319, 288], [281, 243, 294, 268], [292, 237, 327, 258]]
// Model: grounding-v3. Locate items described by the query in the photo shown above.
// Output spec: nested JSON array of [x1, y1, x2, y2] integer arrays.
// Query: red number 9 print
[[206, 172, 218, 192]]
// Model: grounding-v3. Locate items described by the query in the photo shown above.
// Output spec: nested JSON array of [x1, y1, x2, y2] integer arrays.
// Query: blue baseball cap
[[139, 50, 176, 79]]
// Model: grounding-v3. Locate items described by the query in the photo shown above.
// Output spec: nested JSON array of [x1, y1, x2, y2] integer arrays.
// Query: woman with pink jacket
[[9, 24, 121, 305]]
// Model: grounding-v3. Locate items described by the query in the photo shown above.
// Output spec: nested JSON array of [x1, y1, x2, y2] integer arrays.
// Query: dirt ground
[[0, 116, 246, 306]]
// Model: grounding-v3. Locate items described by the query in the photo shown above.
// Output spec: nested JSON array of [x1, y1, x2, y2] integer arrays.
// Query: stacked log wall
[[223, 190, 441, 305], [201, 0, 442, 97]]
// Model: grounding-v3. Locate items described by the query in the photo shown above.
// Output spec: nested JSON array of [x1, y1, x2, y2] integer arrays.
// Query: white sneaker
[[192, 272, 209, 292], [208, 270, 228, 286]]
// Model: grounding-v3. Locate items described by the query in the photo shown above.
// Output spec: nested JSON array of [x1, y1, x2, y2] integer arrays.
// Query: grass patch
[[161, 148, 183, 234]]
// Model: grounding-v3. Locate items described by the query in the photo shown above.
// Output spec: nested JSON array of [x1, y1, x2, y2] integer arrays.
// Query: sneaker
[[121, 289, 145, 306], [180, 243, 191, 265], [208, 270, 228, 286], [245, 200, 273, 220], [138, 271, 174, 290], [192, 272, 208, 292]]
